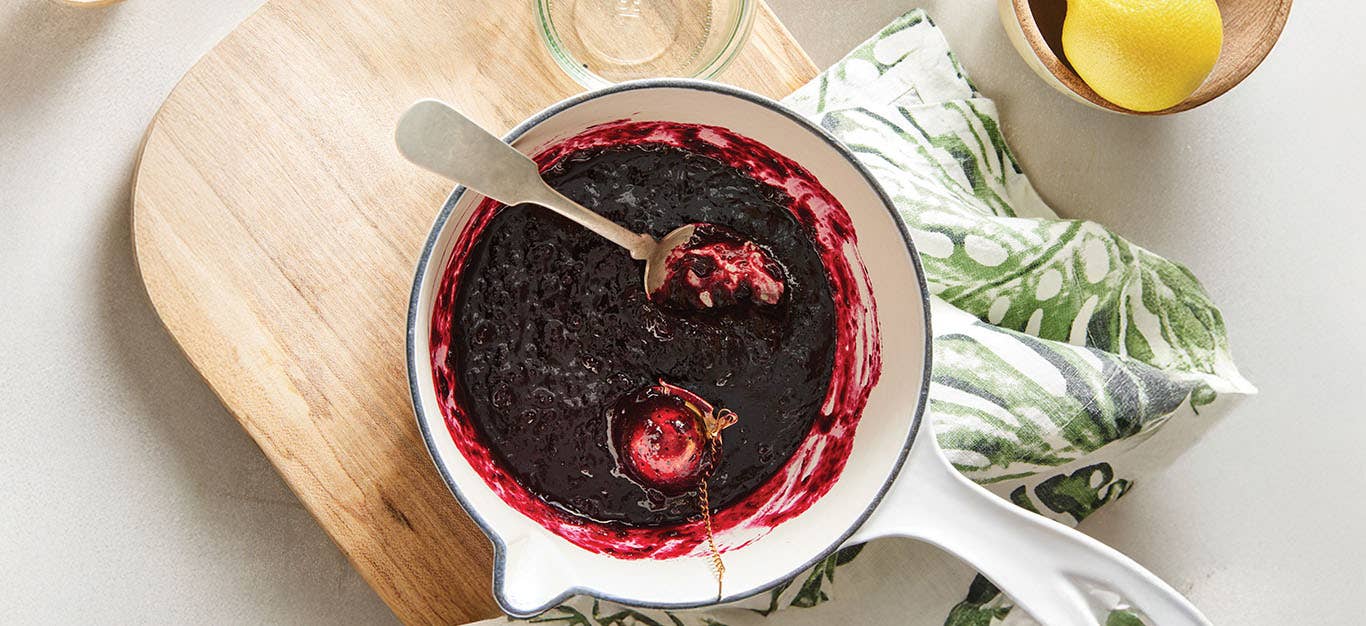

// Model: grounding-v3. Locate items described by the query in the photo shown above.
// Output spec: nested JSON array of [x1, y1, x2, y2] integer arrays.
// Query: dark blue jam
[[450, 144, 836, 526]]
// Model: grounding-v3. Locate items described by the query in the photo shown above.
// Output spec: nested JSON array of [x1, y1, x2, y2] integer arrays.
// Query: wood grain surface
[[130, 0, 817, 623]]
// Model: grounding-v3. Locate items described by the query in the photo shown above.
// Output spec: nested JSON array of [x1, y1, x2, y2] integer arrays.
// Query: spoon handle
[[525, 185, 658, 261], [395, 99, 655, 259]]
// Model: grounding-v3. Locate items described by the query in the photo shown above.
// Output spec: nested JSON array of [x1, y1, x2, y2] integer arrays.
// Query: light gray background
[[1, 0, 1361, 623]]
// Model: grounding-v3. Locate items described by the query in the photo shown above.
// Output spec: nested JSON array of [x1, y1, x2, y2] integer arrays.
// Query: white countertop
[[2, 0, 1361, 623]]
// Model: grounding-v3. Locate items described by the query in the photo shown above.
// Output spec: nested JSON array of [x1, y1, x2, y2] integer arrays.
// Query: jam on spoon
[[646, 223, 787, 311]]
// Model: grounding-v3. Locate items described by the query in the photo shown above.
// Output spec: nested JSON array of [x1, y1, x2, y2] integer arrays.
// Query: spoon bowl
[[999, 0, 1292, 114], [644, 224, 697, 296]]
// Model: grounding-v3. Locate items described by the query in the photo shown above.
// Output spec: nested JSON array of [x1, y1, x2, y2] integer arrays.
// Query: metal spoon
[[395, 99, 695, 296]]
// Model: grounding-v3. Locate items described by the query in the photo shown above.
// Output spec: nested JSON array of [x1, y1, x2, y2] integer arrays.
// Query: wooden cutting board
[[130, 1, 817, 623]]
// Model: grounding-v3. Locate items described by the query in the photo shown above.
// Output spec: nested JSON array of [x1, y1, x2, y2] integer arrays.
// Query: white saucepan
[[406, 79, 1210, 626]]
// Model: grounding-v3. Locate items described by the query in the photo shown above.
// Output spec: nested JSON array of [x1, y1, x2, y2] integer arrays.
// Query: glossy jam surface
[[429, 120, 881, 559], [449, 143, 836, 526]]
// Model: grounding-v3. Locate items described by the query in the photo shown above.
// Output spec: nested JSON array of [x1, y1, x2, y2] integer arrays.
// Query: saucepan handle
[[846, 434, 1211, 626]]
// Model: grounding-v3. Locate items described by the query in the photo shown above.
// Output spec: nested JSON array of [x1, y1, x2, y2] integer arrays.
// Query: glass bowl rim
[[534, 0, 757, 89]]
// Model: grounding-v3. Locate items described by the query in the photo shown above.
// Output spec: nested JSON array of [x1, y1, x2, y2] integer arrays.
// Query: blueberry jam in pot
[[448, 142, 838, 527]]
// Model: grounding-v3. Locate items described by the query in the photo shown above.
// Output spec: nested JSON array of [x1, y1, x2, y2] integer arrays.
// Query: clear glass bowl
[[535, 0, 755, 88]]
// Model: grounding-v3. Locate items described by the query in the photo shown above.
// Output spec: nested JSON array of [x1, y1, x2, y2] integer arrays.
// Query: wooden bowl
[[998, 0, 1292, 114]]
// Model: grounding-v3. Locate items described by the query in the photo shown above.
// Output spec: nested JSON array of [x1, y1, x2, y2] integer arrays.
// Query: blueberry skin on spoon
[[648, 223, 787, 311]]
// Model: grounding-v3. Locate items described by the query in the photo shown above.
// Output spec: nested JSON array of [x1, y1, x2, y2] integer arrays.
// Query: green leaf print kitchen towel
[[479, 10, 1253, 626]]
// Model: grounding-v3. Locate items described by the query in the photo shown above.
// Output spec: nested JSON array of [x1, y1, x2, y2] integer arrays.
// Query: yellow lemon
[[1062, 0, 1223, 112]]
